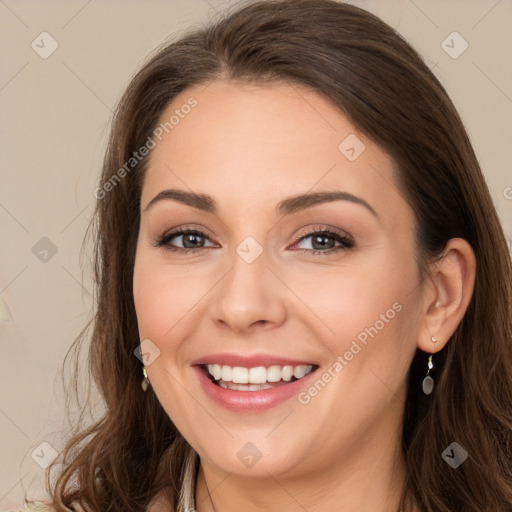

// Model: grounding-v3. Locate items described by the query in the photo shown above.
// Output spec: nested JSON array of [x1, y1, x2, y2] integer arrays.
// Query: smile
[[192, 361, 319, 412], [203, 363, 315, 391]]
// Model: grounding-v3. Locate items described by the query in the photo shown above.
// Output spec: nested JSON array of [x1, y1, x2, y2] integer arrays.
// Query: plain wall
[[1, 0, 511, 507]]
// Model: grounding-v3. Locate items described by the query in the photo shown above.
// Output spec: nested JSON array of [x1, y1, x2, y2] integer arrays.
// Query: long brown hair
[[45, 1, 512, 510]]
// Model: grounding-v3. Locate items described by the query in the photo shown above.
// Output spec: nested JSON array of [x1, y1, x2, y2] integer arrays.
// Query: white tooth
[[227, 382, 250, 391], [267, 365, 282, 382], [249, 366, 267, 384], [223, 382, 275, 391], [209, 363, 315, 384], [212, 364, 222, 380], [294, 365, 309, 379], [231, 366, 249, 383], [282, 365, 294, 381], [221, 365, 232, 382]]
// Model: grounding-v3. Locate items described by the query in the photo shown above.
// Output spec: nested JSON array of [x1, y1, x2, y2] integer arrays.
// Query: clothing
[[4, 501, 84, 512], [4, 502, 54, 512]]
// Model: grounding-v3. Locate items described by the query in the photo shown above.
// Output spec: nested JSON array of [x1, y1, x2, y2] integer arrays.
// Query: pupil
[[183, 234, 204, 248], [312, 235, 334, 250]]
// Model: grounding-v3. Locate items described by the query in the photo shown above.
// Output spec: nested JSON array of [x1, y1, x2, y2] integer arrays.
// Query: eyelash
[[153, 226, 355, 255]]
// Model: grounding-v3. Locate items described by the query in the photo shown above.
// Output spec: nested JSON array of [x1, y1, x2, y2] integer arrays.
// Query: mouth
[[198, 363, 319, 392]]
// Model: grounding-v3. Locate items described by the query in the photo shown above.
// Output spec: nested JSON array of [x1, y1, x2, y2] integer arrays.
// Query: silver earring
[[422, 336, 437, 395], [141, 366, 150, 391]]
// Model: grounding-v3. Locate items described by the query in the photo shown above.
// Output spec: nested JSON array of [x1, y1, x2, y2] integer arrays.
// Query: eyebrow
[[143, 188, 378, 218]]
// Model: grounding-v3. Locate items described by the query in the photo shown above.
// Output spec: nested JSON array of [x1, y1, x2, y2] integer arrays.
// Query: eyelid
[[287, 230, 354, 256], [152, 224, 218, 249], [154, 224, 355, 254], [288, 224, 354, 246], [154, 223, 215, 241]]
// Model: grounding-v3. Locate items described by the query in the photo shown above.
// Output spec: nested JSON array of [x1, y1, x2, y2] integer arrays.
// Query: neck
[[194, 419, 408, 512]]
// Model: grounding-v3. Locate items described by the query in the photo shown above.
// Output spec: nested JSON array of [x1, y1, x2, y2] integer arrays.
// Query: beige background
[[1, 0, 511, 507]]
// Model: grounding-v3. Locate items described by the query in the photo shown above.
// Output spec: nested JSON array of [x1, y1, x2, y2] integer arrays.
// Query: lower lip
[[192, 365, 318, 412]]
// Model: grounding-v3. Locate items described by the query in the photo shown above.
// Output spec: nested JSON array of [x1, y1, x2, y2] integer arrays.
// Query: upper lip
[[189, 353, 318, 368]]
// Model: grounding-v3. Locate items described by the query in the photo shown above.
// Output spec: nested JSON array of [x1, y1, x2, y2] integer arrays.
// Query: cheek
[[294, 259, 411, 344], [133, 261, 167, 339], [132, 252, 200, 418], [132, 248, 216, 366], [132, 249, 187, 346], [291, 252, 420, 393]]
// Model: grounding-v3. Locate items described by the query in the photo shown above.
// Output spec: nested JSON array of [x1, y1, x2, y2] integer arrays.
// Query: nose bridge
[[211, 237, 286, 332]]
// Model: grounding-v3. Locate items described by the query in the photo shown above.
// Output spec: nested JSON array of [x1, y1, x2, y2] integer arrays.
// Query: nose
[[210, 247, 287, 335]]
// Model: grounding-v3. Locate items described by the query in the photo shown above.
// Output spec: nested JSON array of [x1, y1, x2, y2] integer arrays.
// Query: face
[[133, 80, 423, 480]]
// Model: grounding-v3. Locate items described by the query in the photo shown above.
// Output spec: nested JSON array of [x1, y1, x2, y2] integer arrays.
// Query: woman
[[9, 0, 512, 511]]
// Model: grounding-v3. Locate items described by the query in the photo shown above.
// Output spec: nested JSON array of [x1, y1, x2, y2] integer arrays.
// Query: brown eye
[[294, 228, 354, 254], [154, 228, 215, 253]]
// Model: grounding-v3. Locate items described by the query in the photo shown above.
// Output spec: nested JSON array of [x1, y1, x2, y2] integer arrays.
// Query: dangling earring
[[422, 336, 437, 395], [141, 366, 150, 391]]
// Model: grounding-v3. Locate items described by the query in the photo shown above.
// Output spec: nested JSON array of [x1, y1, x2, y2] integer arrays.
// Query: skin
[[133, 80, 476, 512]]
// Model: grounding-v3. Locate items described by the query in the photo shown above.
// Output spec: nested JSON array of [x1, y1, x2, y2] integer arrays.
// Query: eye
[[153, 226, 354, 256], [292, 227, 354, 254], [153, 228, 216, 253]]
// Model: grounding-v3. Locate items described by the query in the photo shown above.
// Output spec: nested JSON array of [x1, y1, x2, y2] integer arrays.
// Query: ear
[[417, 238, 476, 354]]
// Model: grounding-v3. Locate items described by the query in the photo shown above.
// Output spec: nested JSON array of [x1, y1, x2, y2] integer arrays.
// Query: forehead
[[141, 80, 408, 227], [148, 79, 364, 169]]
